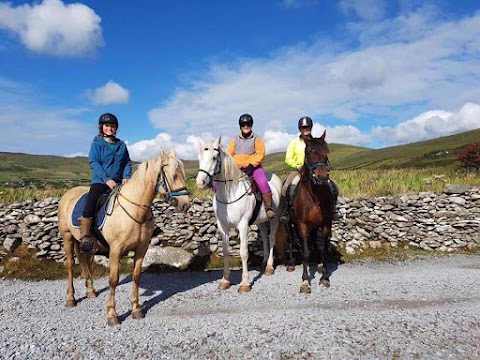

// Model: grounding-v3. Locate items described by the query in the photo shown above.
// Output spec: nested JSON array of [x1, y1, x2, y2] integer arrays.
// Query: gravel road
[[1, 254, 479, 360]]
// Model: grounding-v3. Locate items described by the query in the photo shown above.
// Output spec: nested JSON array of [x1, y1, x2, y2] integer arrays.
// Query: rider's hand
[[243, 164, 254, 176], [106, 179, 117, 189], [122, 179, 129, 185]]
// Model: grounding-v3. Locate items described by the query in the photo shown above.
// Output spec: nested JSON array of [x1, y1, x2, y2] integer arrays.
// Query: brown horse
[[286, 130, 335, 293], [57, 150, 190, 325]]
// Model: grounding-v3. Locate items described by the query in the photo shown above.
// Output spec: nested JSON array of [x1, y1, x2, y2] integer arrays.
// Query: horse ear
[[214, 136, 221, 148], [170, 149, 177, 157], [320, 129, 326, 141]]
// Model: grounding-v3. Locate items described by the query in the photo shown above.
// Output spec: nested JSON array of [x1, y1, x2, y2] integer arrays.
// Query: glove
[[243, 164, 254, 176]]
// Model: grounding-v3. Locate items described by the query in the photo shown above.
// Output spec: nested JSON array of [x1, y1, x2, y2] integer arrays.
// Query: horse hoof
[[286, 265, 295, 272], [264, 267, 275, 276], [238, 284, 252, 293], [65, 300, 77, 308], [300, 285, 311, 294], [218, 281, 231, 290], [317, 264, 324, 274], [132, 309, 145, 319], [320, 279, 331, 288], [107, 316, 121, 326], [86, 291, 97, 299], [79, 239, 94, 254]]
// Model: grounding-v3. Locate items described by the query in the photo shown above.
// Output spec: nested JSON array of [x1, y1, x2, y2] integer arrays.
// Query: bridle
[[115, 158, 189, 225], [197, 147, 222, 188], [198, 146, 252, 204], [305, 145, 331, 186]]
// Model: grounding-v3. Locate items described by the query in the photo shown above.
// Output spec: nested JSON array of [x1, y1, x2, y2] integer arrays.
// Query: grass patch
[[204, 253, 243, 270], [339, 243, 480, 264], [0, 244, 132, 281]]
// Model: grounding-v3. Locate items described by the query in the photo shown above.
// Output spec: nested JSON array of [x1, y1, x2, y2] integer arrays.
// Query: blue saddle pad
[[71, 193, 111, 230]]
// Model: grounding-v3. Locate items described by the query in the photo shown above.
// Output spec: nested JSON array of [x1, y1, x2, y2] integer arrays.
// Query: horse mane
[[219, 146, 242, 189], [128, 156, 161, 189]]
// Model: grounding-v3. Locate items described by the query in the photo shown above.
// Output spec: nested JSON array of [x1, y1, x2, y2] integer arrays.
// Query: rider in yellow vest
[[280, 116, 339, 222]]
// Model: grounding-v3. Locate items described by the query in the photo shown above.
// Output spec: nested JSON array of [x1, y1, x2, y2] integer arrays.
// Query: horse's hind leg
[[258, 222, 274, 276], [285, 223, 296, 272], [63, 232, 77, 307], [319, 226, 331, 288]]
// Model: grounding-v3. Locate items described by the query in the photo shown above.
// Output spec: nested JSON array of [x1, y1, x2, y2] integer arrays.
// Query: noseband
[[306, 155, 330, 186]]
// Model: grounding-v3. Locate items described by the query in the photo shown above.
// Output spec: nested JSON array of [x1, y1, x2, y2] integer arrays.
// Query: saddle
[[71, 189, 117, 249]]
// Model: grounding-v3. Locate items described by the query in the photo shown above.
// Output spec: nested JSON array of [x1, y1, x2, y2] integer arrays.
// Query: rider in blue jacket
[[79, 113, 132, 253]]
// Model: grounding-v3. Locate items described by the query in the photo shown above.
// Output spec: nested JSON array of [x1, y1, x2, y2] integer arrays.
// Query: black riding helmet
[[98, 113, 118, 125], [239, 113, 254, 127], [98, 113, 118, 137], [298, 116, 313, 130]]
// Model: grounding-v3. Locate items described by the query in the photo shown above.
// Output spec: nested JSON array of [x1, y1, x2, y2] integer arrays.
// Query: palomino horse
[[286, 131, 335, 293], [196, 136, 282, 292], [57, 150, 190, 326]]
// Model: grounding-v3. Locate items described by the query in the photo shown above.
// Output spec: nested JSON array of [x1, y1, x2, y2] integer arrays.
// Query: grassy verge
[[0, 245, 131, 281]]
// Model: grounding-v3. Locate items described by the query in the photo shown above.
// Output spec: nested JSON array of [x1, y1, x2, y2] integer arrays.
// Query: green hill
[[1, 128, 479, 184]]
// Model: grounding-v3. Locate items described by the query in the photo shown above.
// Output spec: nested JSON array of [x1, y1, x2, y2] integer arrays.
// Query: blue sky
[[0, 0, 479, 161]]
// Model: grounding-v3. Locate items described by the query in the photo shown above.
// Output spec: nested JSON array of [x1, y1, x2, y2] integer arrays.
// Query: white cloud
[[372, 102, 480, 146], [87, 81, 129, 106], [0, 0, 103, 57], [146, 6, 480, 154]]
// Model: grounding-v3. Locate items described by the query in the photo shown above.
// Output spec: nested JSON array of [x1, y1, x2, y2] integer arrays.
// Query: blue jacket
[[88, 136, 132, 185]]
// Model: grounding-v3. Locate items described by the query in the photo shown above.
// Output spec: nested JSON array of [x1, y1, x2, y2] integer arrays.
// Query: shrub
[[457, 142, 480, 168]]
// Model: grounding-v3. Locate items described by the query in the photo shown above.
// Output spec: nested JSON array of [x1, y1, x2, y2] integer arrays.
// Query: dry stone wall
[[0, 184, 479, 265]]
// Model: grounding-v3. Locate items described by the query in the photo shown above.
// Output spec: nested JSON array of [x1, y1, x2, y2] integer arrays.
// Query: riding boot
[[262, 193, 276, 219], [279, 195, 289, 223], [78, 217, 95, 253]]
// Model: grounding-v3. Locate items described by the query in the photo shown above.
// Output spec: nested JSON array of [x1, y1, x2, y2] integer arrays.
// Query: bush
[[457, 142, 480, 168]]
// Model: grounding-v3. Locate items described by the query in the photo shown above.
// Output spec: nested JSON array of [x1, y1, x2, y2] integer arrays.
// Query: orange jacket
[[226, 132, 265, 169]]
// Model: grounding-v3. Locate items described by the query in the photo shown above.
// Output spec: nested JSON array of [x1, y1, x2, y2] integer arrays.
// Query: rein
[[200, 146, 254, 204]]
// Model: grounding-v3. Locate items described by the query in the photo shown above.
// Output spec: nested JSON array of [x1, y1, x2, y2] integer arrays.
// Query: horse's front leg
[[75, 242, 96, 299], [106, 250, 121, 326], [217, 223, 231, 290], [258, 223, 274, 276], [131, 243, 149, 320], [238, 223, 251, 293], [298, 225, 311, 294], [64, 233, 77, 307]]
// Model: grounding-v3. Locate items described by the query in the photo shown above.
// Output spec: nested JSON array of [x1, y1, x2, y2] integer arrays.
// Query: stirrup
[[79, 237, 94, 254]]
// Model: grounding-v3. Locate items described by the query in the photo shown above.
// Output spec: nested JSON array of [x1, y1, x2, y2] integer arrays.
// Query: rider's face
[[300, 126, 312, 135], [102, 123, 117, 136]]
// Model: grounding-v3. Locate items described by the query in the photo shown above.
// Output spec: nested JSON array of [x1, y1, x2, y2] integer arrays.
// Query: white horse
[[196, 136, 283, 292]]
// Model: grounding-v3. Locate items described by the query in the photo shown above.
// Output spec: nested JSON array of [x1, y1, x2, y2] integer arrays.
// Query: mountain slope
[[1, 128, 478, 183]]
